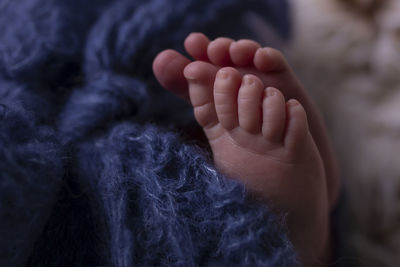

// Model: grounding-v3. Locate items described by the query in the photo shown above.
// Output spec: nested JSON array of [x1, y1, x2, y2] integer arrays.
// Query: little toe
[[184, 61, 219, 129], [207, 37, 234, 66], [254, 47, 288, 73], [237, 74, 265, 134], [184, 32, 210, 61], [229, 39, 261, 66], [214, 67, 242, 130], [284, 99, 309, 150], [153, 49, 191, 99], [261, 87, 286, 143]]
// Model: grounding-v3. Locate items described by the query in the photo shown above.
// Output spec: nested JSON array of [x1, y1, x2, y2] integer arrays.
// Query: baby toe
[[229, 39, 261, 66], [284, 99, 310, 151], [207, 37, 234, 66], [254, 47, 288, 73], [213, 67, 242, 130], [184, 61, 219, 129], [184, 32, 210, 61], [153, 49, 191, 99], [237, 74, 265, 134], [261, 87, 286, 143]]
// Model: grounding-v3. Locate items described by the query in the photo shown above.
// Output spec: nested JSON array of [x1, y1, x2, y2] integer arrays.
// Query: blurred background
[[285, 0, 400, 266]]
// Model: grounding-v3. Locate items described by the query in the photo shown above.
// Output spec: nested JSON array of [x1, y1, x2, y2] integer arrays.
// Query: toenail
[[185, 76, 198, 83], [243, 75, 254, 85], [266, 87, 275, 97], [288, 99, 299, 106], [260, 48, 270, 57], [217, 70, 229, 79]]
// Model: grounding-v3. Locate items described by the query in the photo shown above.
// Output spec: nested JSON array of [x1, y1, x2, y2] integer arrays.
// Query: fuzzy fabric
[[287, 0, 400, 266], [0, 0, 299, 266]]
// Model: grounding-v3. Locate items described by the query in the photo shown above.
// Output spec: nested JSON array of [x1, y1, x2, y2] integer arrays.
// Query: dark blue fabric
[[0, 0, 298, 266]]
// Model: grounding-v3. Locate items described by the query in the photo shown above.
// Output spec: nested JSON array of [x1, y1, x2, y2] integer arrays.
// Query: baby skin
[[153, 33, 340, 266]]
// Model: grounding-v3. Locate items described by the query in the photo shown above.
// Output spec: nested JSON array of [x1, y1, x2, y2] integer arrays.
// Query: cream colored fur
[[286, 0, 400, 266]]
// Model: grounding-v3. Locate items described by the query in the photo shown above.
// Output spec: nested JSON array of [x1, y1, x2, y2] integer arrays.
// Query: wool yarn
[[0, 0, 298, 266]]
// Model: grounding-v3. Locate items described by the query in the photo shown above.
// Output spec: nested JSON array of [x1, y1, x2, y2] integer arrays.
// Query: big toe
[[153, 49, 191, 99]]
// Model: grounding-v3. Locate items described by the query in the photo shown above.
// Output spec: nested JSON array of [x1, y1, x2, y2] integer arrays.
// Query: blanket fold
[[0, 0, 298, 266]]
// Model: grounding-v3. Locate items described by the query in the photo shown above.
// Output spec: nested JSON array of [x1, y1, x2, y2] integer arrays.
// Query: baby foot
[[153, 33, 338, 266], [153, 33, 340, 208], [185, 63, 330, 265]]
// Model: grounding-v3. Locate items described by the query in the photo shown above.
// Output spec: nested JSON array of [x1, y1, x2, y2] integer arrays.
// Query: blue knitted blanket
[[0, 0, 299, 266]]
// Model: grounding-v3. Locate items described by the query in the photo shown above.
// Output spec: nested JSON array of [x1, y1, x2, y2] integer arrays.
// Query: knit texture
[[0, 0, 298, 266]]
